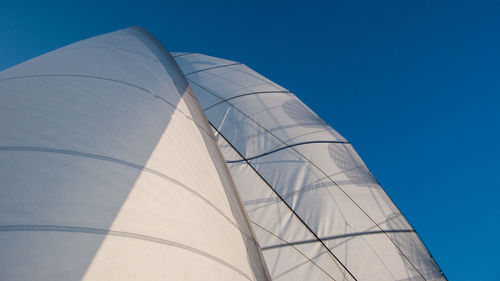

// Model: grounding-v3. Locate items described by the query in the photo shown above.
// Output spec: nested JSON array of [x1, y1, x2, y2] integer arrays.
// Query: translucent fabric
[[175, 53, 447, 281], [0, 25, 446, 281], [0, 28, 269, 281]]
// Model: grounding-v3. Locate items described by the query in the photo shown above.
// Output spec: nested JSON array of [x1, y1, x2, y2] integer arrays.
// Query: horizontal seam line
[[184, 62, 242, 76], [0, 74, 215, 141], [261, 229, 416, 251], [188, 77, 427, 280], [0, 146, 240, 230], [227, 140, 350, 163], [0, 224, 251, 280], [173, 52, 195, 58], [0, 74, 152, 93], [203, 90, 291, 111], [59, 46, 159, 61]]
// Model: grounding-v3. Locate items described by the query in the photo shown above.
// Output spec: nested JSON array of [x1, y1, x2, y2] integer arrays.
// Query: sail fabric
[[0, 25, 446, 281], [174, 53, 447, 281], [0, 28, 270, 281]]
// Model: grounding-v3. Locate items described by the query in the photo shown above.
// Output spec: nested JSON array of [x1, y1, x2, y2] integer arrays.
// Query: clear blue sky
[[1, 1, 498, 280]]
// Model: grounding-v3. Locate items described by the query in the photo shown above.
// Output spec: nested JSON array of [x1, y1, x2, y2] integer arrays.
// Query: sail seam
[[0, 74, 154, 92], [227, 140, 350, 163], [203, 91, 292, 111], [173, 52, 195, 58], [0, 224, 252, 280], [250, 221, 337, 281], [0, 74, 216, 139], [209, 123, 358, 281], [261, 229, 416, 250], [184, 62, 242, 76], [0, 146, 241, 231], [59, 46, 159, 61], [190, 77, 426, 280]]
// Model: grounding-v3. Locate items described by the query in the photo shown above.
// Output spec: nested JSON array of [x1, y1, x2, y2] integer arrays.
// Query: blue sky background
[[1, 1, 498, 280]]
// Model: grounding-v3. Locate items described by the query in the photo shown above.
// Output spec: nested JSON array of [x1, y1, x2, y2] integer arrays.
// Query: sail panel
[[175, 53, 446, 281], [0, 28, 269, 281]]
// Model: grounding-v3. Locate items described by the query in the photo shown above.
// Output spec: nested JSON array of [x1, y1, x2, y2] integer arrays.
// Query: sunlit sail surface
[[0, 27, 446, 281]]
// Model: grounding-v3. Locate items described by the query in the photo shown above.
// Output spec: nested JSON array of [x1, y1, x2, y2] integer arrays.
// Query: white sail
[[0, 28, 270, 281], [174, 53, 447, 281], [0, 26, 446, 281]]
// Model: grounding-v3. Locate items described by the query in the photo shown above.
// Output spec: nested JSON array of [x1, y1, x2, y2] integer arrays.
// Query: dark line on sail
[[184, 62, 242, 76], [262, 229, 416, 251], [59, 46, 159, 61], [0, 224, 251, 280], [210, 123, 358, 281], [227, 140, 350, 163], [251, 221, 338, 281], [188, 78, 429, 280], [0, 147, 239, 230], [0, 74, 152, 93], [204, 91, 291, 111], [0, 74, 216, 138], [173, 52, 195, 58]]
